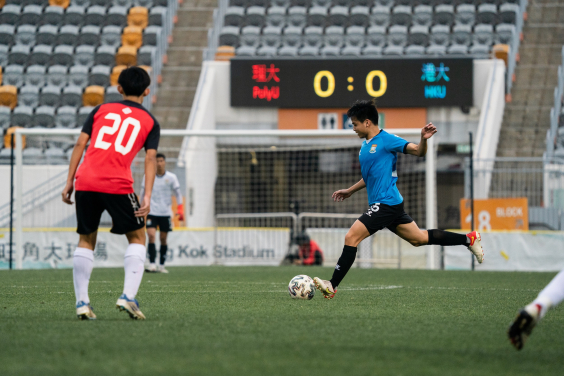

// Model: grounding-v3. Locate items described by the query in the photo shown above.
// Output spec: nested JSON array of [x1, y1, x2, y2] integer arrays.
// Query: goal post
[[12, 128, 436, 270]]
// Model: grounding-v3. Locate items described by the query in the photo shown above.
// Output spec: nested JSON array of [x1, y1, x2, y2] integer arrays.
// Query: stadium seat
[[426, 44, 446, 56], [405, 44, 425, 56], [409, 25, 429, 46], [388, 25, 408, 47], [434, 5, 454, 26], [350, 6, 370, 27], [105, 85, 121, 103], [277, 26, 301, 56], [143, 26, 162, 48], [49, 0, 71, 9], [0, 25, 15, 47], [135, 0, 154, 7], [61, 85, 83, 107], [116, 45, 138, 66], [79, 25, 101, 46], [257, 26, 281, 56], [33, 106, 56, 128], [122, 26, 143, 49], [127, 7, 149, 29], [370, 6, 390, 28], [22, 147, 45, 163], [341, 26, 364, 56], [455, 4, 475, 26], [89, 65, 111, 87], [0, 5, 21, 26], [57, 25, 80, 46], [452, 24, 472, 46], [36, 25, 58, 46], [328, 6, 348, 27], [47, 65, 68, 88], [219, 26, 239, 47], [42, 6, 65, 26], [311, 0, 330, 6], [500, 3, 519, 25], [288, 6, 307, 28], [495, 23, 516, 45], [469, 43, 490, 55], [85, 6, 106, 26], [21, 5, 42, 26], [45, 147, 66, 164], [52, 45, 74, 66], [68, 65, 89, 88], [383, 44, 403, 55], [83, 85, 104, 106], [55, 106, 78, 128], [473, 24, 494, 46], [101, 25, 123, 48], [39, 85, 62, 107], [3, 65, 24, 88], [110, 65, 126, 86], [430, 24, 450, 46], [8, 45, 30, 67], [271, 0, 290, 6], [0, 107, 11, 131], [19, 85, 39, 108], [266, 6, 286, 28], [308, 6, 327, 27], [72, 0, 91, 6], [78, 105, 94, 126], [15, 25, 37, 47], [74, 45, 95, 67], [476, 3, 497, 25], [0, 85, 18, 109], [24, 65, 46, 87], [63, 6, 85, 26], [149, 7, 167, 28], [362, 25, 386, 55], [412, 5, 432, 27], [106, 6, 128, 27], [447, 44, 468, 55], [236, 26, 261, 56], [298, 26, 322, 56], [391, 5, 411, 26], [320, 25, 344, 56], [246, 6, 266, 27], [11, 106, 33, 127], [95, 45, 117, 66], [224, 6, 244, 26]]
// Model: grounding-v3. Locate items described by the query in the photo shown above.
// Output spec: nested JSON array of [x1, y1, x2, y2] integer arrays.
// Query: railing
[[546, 47, 564, 155], [506, 0, 529, 94], [203, 0, 229, 61]]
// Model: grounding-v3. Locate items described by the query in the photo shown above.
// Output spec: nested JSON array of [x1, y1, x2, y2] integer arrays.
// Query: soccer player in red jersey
[[62, 67, 160, 320]]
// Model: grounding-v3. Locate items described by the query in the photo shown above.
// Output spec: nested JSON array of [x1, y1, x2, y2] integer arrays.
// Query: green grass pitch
[[1, 266, 563, 375]]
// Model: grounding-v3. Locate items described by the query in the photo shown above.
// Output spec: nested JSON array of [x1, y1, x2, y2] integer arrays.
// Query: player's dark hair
[[118, 67, 151, 97], [347, 99, 379, 125], [156, 153, 166, 160]]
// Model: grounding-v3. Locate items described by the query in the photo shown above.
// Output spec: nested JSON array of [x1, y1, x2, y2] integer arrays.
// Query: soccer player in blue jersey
[[313, 100, 485, 299]]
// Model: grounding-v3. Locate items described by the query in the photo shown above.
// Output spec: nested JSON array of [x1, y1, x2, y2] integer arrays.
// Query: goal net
[[6, 129, 436, 270]]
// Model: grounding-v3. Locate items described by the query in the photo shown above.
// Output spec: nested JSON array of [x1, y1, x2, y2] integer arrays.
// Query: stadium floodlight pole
[[9, 134, 14, 270], [469, 132, 475, 271]]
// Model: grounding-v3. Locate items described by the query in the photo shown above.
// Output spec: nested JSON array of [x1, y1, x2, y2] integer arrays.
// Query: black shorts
[[75, 191, 145, 235], [146, 215, 172, 232], [357, 202, 414, 235]]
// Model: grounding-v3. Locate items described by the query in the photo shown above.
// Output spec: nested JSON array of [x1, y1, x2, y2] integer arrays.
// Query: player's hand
[[332, 189, 352, 202], [421, 123, 437, 139], [176, 204, 184, 221], [135, 195, 151, 217], [61, 181, 74, 205]]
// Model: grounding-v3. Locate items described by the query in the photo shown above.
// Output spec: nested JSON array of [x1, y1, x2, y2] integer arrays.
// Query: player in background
[[62, 67, 160, 320], [140, 153, 184, 274], [508, 271, 564, 350], [313, 100, 484, 299]]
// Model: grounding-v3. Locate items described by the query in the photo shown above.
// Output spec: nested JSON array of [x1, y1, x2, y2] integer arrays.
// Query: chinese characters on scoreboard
[[252, 64, 280, 102]]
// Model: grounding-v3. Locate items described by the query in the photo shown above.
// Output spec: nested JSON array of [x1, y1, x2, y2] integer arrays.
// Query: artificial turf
[[1, 266, 563, 376]]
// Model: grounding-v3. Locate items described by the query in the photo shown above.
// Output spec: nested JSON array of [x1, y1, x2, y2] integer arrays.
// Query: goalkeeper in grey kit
[[140, 153, 184, 273]]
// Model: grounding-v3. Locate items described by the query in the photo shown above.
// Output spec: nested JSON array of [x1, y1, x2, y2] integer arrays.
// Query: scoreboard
[[230, 58, 473, 108]]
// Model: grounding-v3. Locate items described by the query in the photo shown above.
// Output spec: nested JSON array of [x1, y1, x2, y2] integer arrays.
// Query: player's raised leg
[[145, 225, 157, 273], [508, 269, 564, 350], [314, 220, 370, 299], [117, 227, 147, 320], [158, 230, 169, 273], [73, 232, 97, 320]]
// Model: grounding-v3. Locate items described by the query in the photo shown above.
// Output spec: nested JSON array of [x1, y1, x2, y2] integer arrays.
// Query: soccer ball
[[288, 275, 315, 300]]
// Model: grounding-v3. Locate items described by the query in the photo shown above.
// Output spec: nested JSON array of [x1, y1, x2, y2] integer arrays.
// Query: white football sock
[[73, 247, 94, 305], [533, 269, 564, 319], [123, 243, 146, 299]]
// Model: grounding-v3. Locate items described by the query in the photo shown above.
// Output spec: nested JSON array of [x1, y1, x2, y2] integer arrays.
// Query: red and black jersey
[[75, 100, 160, 194]]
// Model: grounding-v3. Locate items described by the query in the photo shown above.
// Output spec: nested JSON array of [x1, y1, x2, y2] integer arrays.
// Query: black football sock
[[148, 243, 156, 263], [427, 230, 468, 246], [329, 245, 357, 289], [159, 245, 168, 265]]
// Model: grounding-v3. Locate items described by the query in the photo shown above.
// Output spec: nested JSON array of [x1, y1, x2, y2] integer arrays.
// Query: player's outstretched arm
[[136, 149, 157, 217], [62, 132, 90, 205], [332, 179, 366, 202], [405, 123, 437, 158]]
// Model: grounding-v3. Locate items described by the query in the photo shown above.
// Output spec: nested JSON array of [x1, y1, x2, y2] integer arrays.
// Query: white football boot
[[466, 230, 484, 264], [116, 294, 146, 320], [313, 277, 337, 299]]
